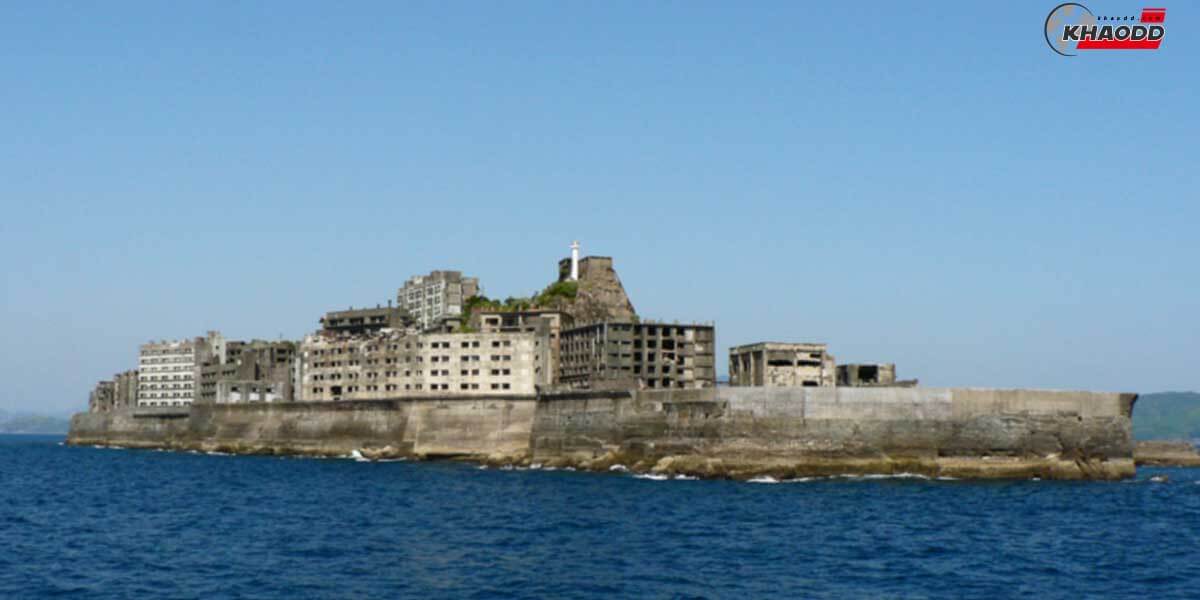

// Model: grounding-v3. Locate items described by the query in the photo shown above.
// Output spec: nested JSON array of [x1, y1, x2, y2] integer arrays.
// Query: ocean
[[2, 435, 1198, 599]]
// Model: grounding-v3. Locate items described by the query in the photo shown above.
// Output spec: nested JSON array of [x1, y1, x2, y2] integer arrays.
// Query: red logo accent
[[1140, 8, 1166, 23]]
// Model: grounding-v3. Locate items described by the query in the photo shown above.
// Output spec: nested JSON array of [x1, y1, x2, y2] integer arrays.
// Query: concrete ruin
[[729, 342, 836, 387], [397, 270, 480, 332], [320, 305, 412, 335], [558, 321, 716, 390], [197, 340, 298, 404], [298, 329, 551, 401]]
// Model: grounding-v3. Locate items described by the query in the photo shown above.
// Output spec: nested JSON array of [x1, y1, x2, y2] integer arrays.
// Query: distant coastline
[[0, 413, 70, 435]]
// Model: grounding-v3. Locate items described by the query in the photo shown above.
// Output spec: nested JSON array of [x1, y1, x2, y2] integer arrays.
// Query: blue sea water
[[2, 435, 1199, 599]]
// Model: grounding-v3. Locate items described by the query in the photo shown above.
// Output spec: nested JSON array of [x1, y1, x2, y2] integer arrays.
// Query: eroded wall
[[530, 387, 1137, 479], [69, 397, 537, 459]]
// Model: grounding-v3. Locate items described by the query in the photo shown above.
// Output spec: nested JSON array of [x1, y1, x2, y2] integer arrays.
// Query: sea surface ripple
[[2, 435, 1199, 599]]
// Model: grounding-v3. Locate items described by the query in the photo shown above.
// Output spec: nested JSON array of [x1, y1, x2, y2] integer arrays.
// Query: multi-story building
[[88, 381, 115, 413], [113, 370, 138, 410], [198, 340, 298, 404], [319, 304, 413, 335], [299, 329, 550, 401], [88, 371, 139, 413], [728, 342, 836, 387], [136, 332, 227, 407], [473, 309, 566, 385], [558, 321, 716, 390], [397, 271, 479, 332]]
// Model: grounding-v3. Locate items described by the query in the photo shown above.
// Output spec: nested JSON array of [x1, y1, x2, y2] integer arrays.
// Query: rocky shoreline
[[71, 438, 1136, 481], [1134, 440, 1200, 467]]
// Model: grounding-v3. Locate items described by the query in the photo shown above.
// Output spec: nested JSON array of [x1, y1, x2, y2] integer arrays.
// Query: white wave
[[748, 476, 779, 484], [609, 464, 628, 472], [206, 451, 231, 456], [673, 474, 698, 480], [500, 464, 515, 471], [375, 458, 407, 463], [634, 473, 669, 481], [563, 467, 576, 471], [529, 463, 543, 470], [477, 465, 489, 470]]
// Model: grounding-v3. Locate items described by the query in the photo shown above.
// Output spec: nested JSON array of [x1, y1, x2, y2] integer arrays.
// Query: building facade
[[113, 370, 138, 410], [299, 329, 550, 402], [558, 321, 716, 389], [729, 342, 836, 387], [320, 305, 413, 335], [473, 309, 565, 385], [88, 381, 115, 413], [198, 340, 298, 404], [397, 271, 480, 332], [837, 363, 913, 387], [136, 332, 226, 407]]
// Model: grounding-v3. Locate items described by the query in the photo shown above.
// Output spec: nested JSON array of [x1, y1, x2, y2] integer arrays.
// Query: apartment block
[[198, 340, 298, 404], [299, 329, 550, 401], [397, 271, 480, 332], [558, 321, 716, 389], [136, 331, 226, 407], [473, 309, 565, 385]]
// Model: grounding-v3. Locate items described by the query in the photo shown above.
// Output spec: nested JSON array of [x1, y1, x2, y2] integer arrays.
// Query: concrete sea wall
[[69, 397, 537, 460], [69, 387, 1138, 479], [530, 387, 1138, 480]]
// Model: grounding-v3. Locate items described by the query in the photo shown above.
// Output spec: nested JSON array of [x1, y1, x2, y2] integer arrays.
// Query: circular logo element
[[1045, 3, 1095, 56]]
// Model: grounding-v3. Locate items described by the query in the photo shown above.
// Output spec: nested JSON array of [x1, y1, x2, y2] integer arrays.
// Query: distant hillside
[[1133, 392, 1200, 440], [0, 412, 70, 434]]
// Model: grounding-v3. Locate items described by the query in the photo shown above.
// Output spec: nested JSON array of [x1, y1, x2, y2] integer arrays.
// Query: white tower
[[569, 241, 580, 281]]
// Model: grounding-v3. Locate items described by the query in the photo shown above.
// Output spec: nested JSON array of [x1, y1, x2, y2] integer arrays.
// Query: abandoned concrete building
[[136, 332, 227, 407], [728, 342, 837, 387], [87, 370, 138, 413], [320, 304, 413, 335], [472, 309, 566, 384], [558, 321, 716, 389], [397, 270, 480, 332], [299, 329, 551, 401], [114, 370, 138, 410], [198, 340, 298, 404], [838, 363, 917, 387], [88, 381, 114, 413]]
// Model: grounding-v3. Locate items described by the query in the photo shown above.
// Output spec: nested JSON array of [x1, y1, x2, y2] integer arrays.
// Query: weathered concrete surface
[[530, 387, 1138, 480], [69, 397, 537, 462], [1135, 440, 1200, 466], [70, 387, 1138, 480]]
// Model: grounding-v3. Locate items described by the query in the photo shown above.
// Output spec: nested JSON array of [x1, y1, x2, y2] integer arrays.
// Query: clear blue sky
[[1, 2, 1196, 414]]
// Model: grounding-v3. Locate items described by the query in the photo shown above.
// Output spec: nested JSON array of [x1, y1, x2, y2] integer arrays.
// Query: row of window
[[309, 380, 512, 396]]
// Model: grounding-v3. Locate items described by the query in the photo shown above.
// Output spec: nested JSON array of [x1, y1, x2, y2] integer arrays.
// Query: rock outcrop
[[552, 256, 636, 324], [1134, 440, 1200, 466]]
